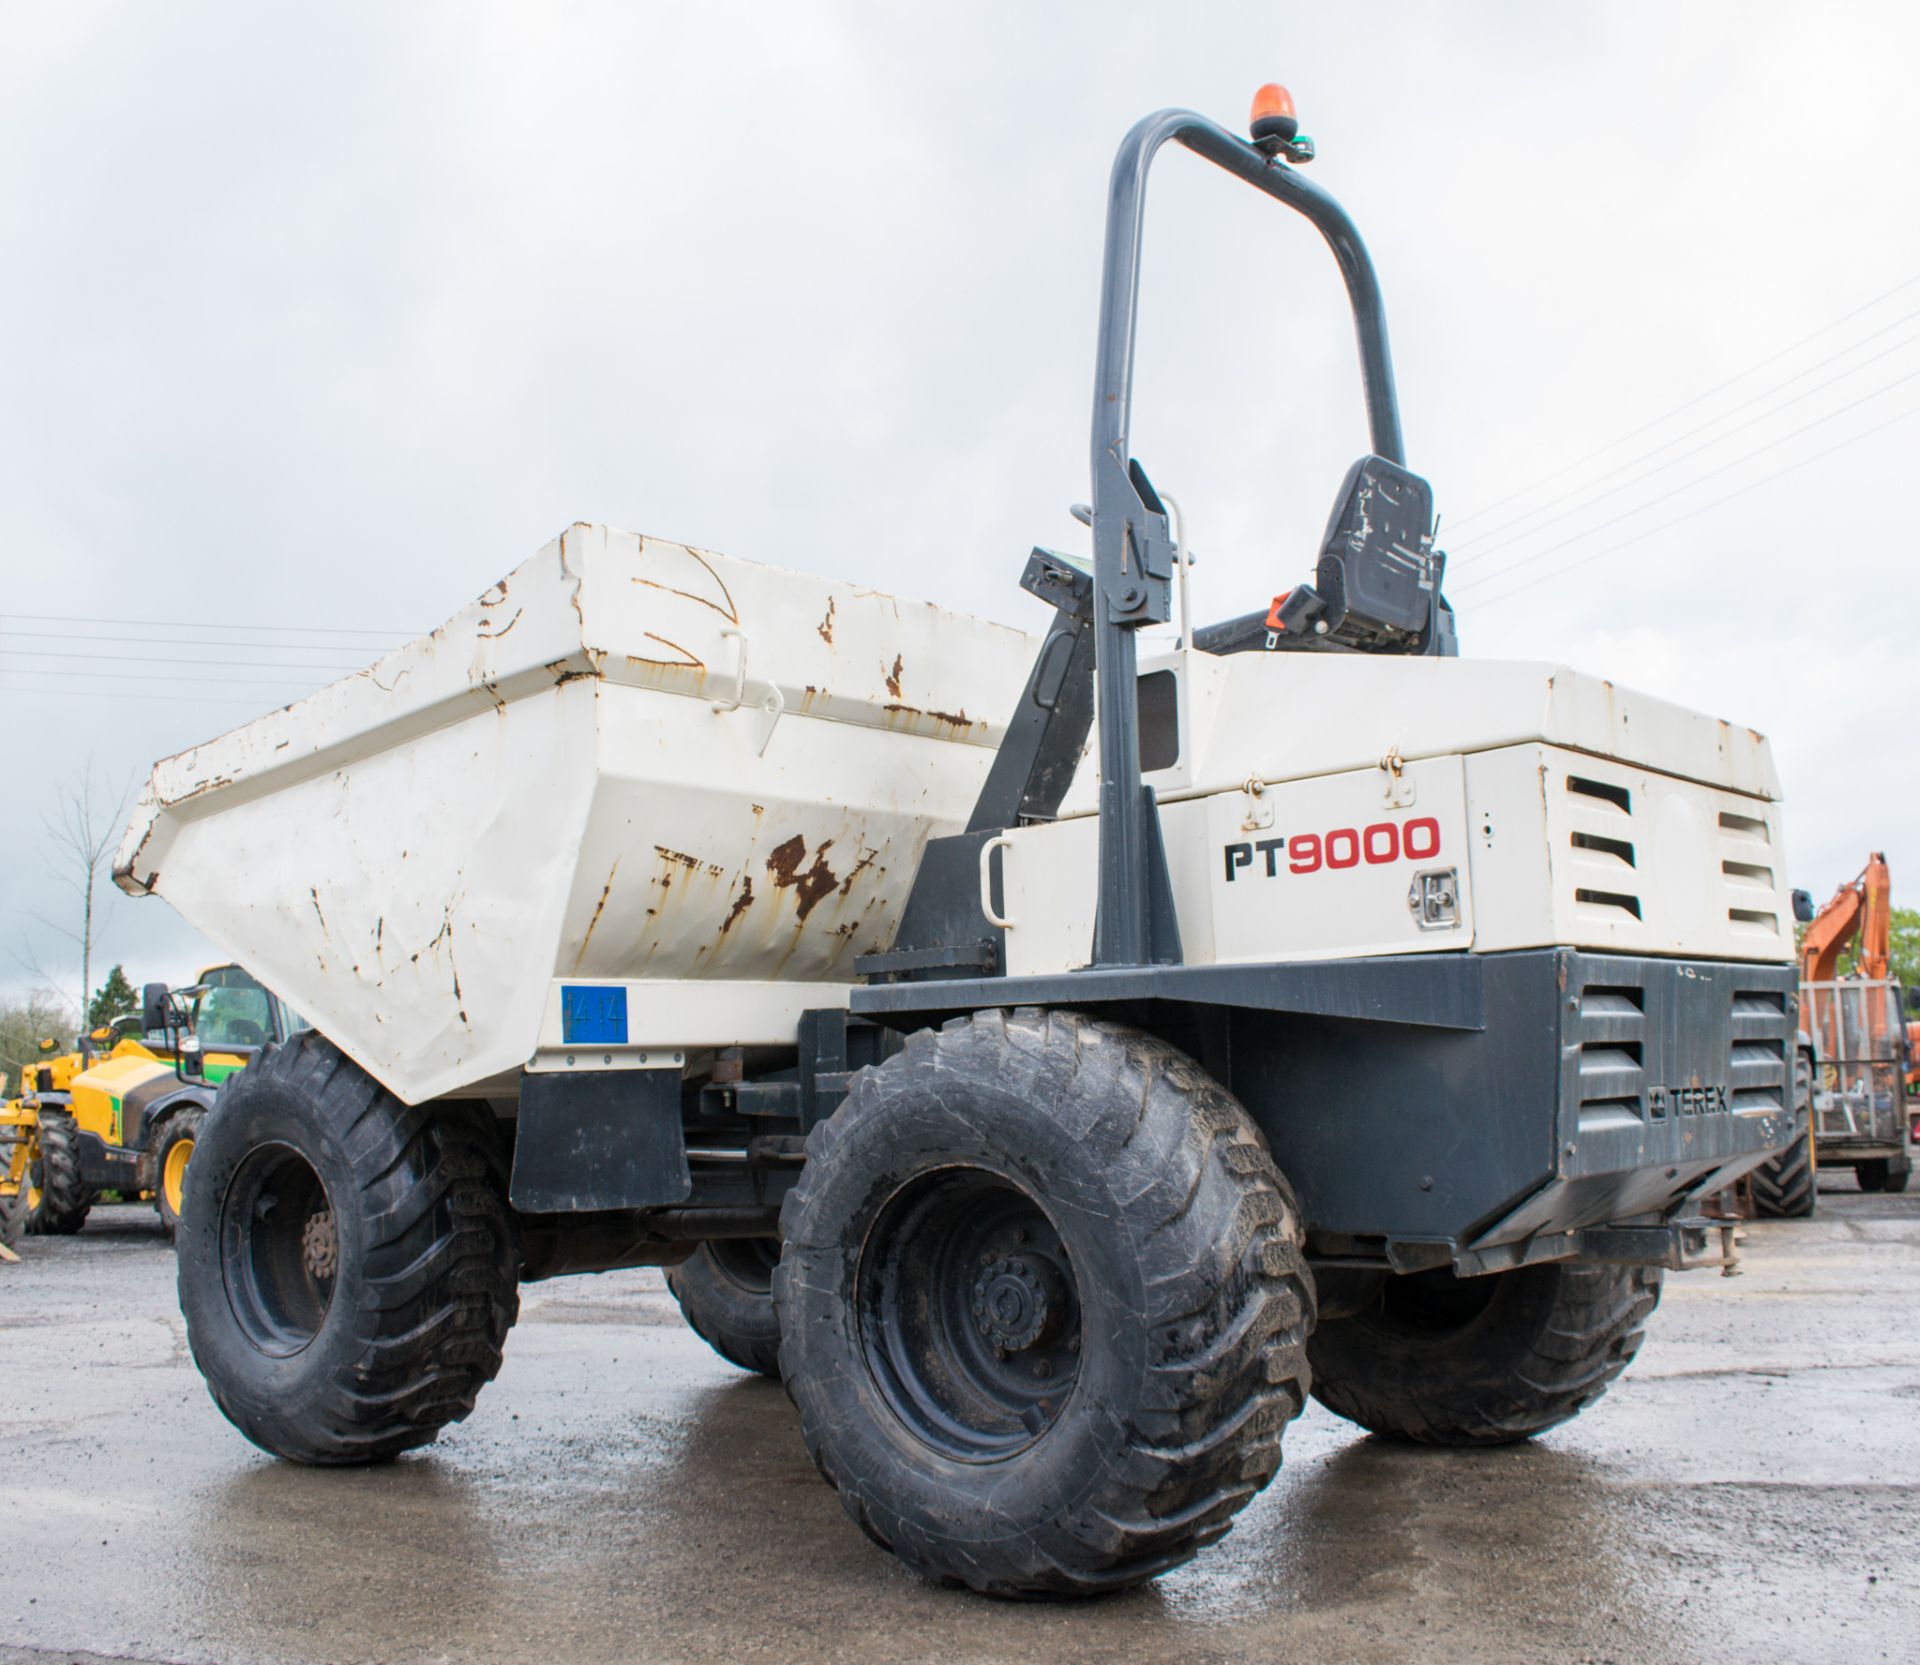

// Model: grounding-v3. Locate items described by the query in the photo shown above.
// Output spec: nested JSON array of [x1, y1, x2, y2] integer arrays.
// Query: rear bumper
[[1473, 951, 1799, 1247], [76, 1130, 151, 1193], [1258, 950, 1799, 1272]]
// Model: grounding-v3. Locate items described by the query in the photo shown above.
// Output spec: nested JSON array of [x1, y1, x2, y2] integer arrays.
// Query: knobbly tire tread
[[666, 1242, 783, 1376], [25, 1111, 90, 1235], [178, 1033, 521, 1464], [151, 1105, 207, 1238], [1310, 1261, 1662, 1446], [1751, 1049, 1816, 1219], [774, 1008, 1315, 1597]]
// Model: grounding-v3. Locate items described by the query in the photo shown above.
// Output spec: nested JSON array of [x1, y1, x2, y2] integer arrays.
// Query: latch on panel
[[1407, 867, 1459, 930]]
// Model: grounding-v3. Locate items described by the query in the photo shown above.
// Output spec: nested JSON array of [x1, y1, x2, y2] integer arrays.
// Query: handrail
[[1087, 106, 1405, 968]]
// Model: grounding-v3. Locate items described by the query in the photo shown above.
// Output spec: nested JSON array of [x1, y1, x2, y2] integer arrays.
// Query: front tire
[[1309, 1261, 1662, 1446], [776, 1009, 1315, 1597], [666, 1239, 782, 1376], [152, 1106, 206, 1238], [24, 1112, 90, 1235], [177, 1034, 521, 1464]]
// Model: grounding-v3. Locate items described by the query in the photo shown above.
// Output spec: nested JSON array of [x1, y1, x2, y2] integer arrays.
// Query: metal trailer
[[1804, 977, 1913, 1192], [116, 90, 1800, 1596]]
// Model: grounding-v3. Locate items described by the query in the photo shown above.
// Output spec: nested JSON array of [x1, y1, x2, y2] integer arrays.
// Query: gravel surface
[[1, 1186, 1915, 1664]]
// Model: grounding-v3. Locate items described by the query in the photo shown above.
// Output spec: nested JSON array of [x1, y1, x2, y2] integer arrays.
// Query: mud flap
[[509, 1070, 691, 1212]]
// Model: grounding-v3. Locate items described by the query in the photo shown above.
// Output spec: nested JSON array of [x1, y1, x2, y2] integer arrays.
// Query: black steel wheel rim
[[857, 1166, 1082, 1462], [221, 1142, 337, 1358], [707, 1235, 779, 1295], [1377, 1266, 1501, 1338]]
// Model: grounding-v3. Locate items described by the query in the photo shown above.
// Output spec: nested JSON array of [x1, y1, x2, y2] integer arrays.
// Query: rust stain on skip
[[720, 875, 755, 933], [629, 632, 704, 670], [817, 597, 836, 645], [884, 654, 904, 697], [309, 888, 330, 941], [655, 845, 725, 878], [766, 835, 838, 922], [574, 857, 622, 968], [840, 847, 878, 896], [884, 701, 974, 731]]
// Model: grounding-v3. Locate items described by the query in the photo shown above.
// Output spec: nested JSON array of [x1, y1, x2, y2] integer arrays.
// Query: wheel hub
[[858, 1169, 1084, 1461], [971, 1256, 1054, 1352], [302, 1209, 338, 1282]]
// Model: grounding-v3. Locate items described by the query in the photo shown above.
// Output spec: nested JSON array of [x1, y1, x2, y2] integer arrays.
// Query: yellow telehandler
[[1, 965, 304, 1244]]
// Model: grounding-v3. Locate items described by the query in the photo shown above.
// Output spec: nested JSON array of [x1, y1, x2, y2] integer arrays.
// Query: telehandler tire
[[776, 1009, 1315, 1597], [1750, 1049, 1815, 1219], [152, 1106, 206, 1238], [1855, 1159, 1909, 1194], [1309, 1261, 1661, 1446], [0, 1135, 26, 1250], [24, 1112, 91, 1235], [666, 1239, 782, 1376], [176, 1034, 521, 1464]]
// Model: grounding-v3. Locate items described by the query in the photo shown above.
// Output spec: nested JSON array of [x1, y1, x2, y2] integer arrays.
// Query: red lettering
[[1288, 833, 1321, 874], [1405, 817, 1441, 859], [1326, 828, 1359, 869], [1363, 822, 1399, 865]]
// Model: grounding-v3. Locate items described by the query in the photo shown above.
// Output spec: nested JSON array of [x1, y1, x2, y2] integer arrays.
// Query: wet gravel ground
[[2, 1184, 1916, 1665]]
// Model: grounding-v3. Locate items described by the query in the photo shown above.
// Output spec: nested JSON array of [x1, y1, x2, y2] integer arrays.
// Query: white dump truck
[[120, 91, 1799, 1597]]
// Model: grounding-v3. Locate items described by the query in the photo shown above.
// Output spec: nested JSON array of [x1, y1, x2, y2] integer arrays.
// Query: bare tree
[[29, 765, 133, 1025]]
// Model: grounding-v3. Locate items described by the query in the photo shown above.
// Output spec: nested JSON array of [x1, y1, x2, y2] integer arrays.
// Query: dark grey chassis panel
[[852, 950, 1799, 1269]]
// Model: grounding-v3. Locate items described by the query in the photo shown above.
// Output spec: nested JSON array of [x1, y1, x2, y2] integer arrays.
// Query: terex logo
[[1223, 817, 1441, 879], [1650, 1084, 1731, 1118]]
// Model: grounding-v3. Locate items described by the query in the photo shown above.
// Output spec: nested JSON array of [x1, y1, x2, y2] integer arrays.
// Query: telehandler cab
[[117, 88, 1799, 1596]]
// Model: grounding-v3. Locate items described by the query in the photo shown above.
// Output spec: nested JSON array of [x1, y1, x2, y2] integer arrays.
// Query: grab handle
[[979, 835, 1016, 930]]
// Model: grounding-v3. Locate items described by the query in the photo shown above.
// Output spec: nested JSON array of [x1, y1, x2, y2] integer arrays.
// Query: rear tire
[[1855, 1159, 1909, 1194], [776, 1009, 1315, 1597], [24, 1112, 90, 1235], [1750, 1050, 1816, 1218], [666, 1239, 782, 1376], [152, 1107, 206, 1238], [1309, 1261, 1662, 1446], [177, 1034, 521, 1464]]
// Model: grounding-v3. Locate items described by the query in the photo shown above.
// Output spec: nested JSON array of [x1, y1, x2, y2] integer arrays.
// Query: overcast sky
[[4, 2, 1917, 1010]]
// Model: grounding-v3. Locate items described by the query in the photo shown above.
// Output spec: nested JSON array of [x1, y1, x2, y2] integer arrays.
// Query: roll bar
[[1087, 105, 1406, 968]]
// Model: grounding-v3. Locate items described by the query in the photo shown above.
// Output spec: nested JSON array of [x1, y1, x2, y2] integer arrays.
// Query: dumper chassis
[[125, 92, 1800, 1597]]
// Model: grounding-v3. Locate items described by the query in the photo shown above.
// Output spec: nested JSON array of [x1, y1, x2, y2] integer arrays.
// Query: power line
[[1452, 364, 1920, 594], [0, 648, 366, 672], [1450, 316, 1920, 561], [1467, 400, 1920, 610], [1445, 269, 1920, 533], [0, 611, 417, 637], [0, 665, 341, 689], [0, 628, 398, 654], [0, 683, 280, 708]]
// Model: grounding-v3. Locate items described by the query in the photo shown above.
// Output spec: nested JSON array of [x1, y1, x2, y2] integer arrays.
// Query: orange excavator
[[1795, 853, 1910, 1196]]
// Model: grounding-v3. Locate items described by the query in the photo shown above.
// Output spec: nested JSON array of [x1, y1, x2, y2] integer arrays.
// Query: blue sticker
[[561, 985, 628, 1046]]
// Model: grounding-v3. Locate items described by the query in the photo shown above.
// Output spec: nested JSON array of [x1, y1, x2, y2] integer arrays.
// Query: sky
[[3, 2, 1917, 1013]]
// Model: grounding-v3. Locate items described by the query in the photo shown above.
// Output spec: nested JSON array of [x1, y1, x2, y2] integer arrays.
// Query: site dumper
[[117, 90, 1800, 1596]]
